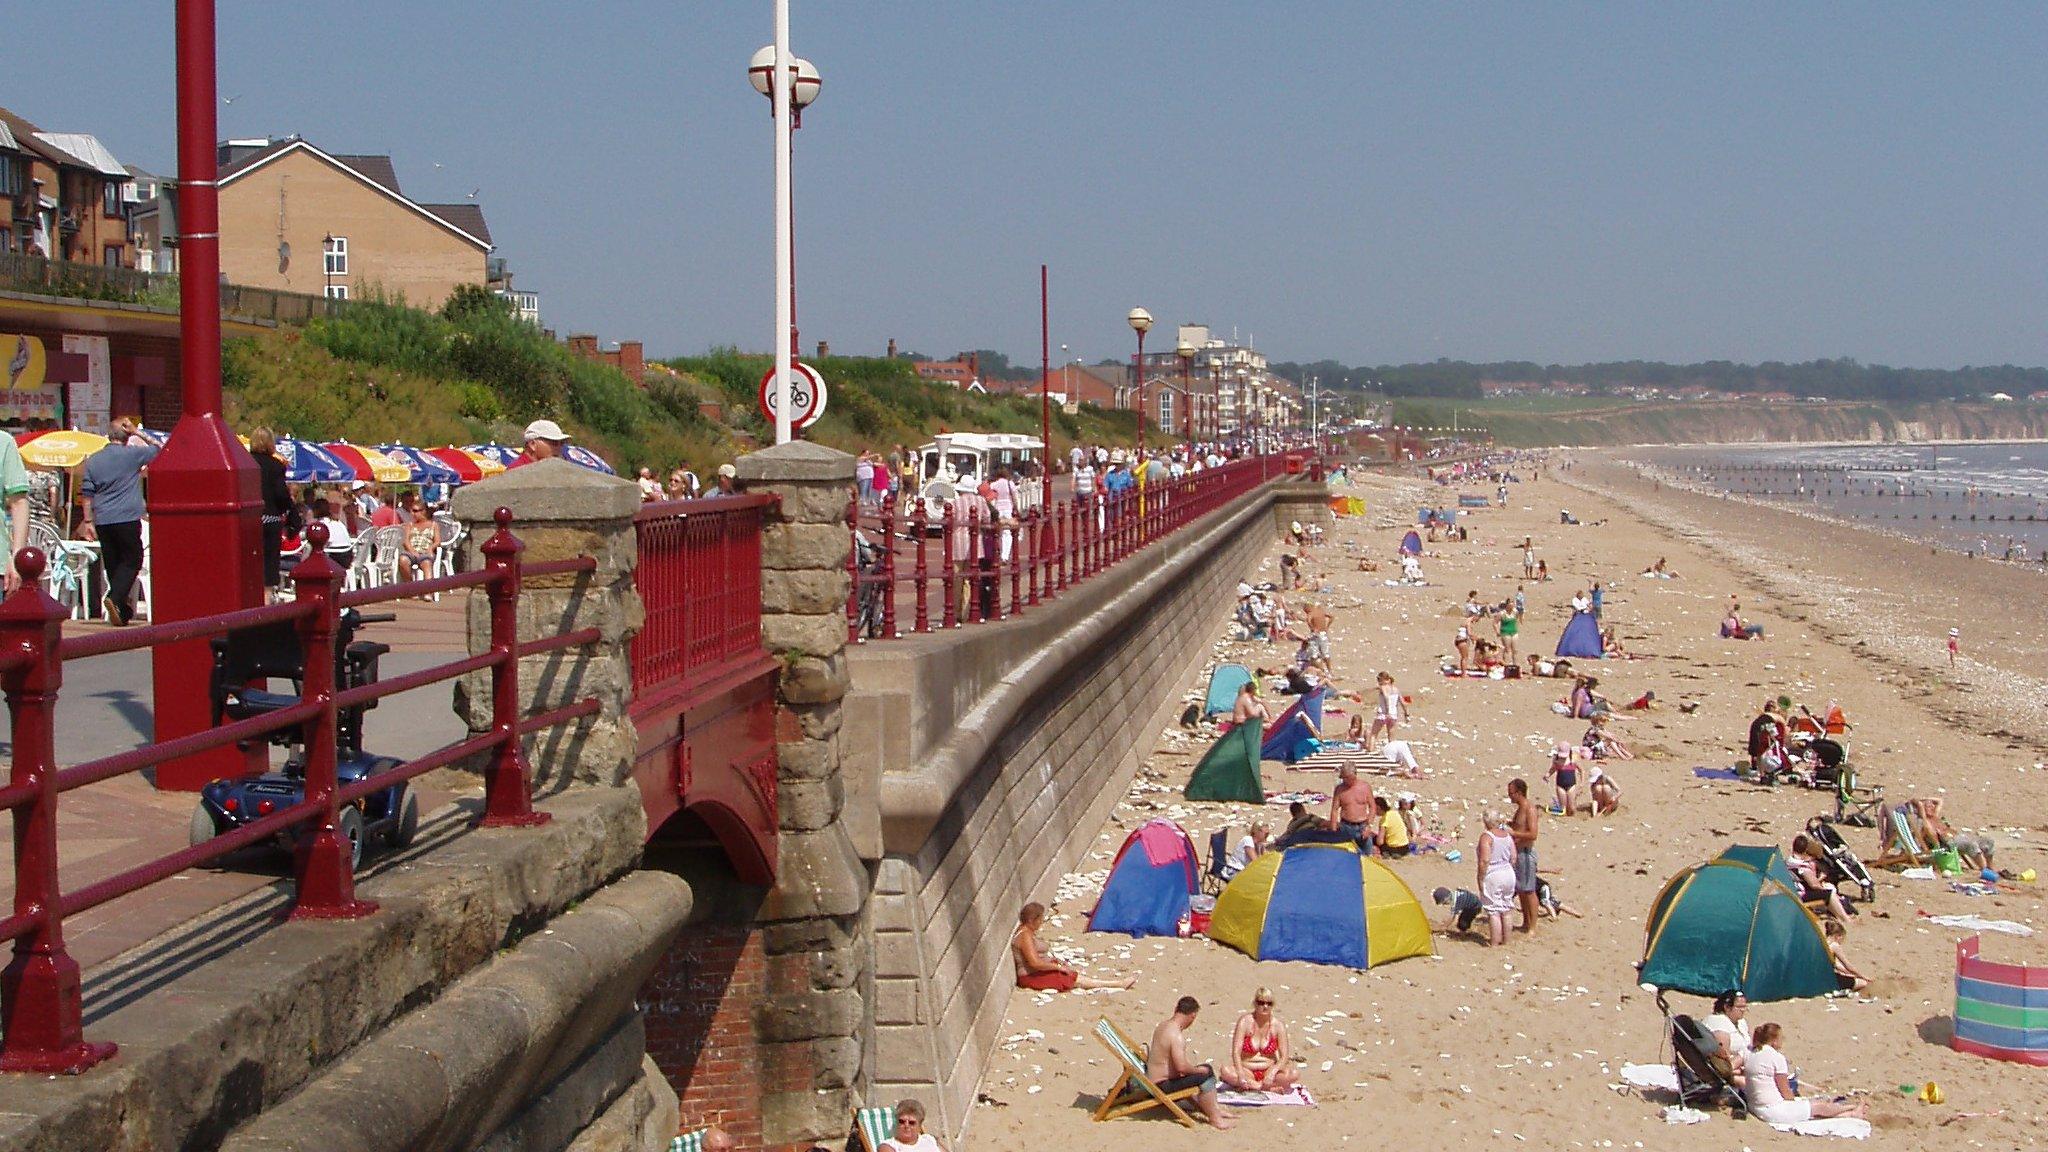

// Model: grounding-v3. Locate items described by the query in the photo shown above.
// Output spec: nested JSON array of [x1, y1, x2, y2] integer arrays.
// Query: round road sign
[[758, 362, 828, 431]]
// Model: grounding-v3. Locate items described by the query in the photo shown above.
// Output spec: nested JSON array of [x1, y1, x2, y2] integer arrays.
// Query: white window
[[323, 235, 348, 275], [325, 284, 350, 300]]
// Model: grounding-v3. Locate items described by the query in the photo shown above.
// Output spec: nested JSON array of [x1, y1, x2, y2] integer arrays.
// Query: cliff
[[1476, 401, 2048, 447]]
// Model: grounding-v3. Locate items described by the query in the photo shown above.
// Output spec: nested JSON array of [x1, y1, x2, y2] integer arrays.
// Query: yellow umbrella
[[16, 429, 110, 469], [322, 442, 413, 484]]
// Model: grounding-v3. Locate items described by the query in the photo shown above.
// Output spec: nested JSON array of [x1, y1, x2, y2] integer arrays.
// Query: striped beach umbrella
[[323, 442, 412, 484], [562, 444, 616, 475], [377, 444, 462, 485], [464, 442, 522, 468], [1209, 842, 1435, 969], [425, 446, 505, 483]]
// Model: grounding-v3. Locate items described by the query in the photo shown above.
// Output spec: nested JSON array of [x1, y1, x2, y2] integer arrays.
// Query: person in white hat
[[712, 462, 740, 497], [512, 419, 571, 469], [1947, 627, 1960, 667]]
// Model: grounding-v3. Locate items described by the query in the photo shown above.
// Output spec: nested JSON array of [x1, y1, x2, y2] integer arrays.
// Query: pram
[[1804, 817, 1877, 902]]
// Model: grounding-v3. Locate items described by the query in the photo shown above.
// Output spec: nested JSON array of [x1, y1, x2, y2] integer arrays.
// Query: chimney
[[618, 340, 644, 385], [567, 333, 599, 357], [817, 340, 830, 359], [887, 338, 897, 359]]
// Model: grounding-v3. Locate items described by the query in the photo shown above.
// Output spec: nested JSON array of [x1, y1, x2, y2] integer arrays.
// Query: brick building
[[215, 136, 494, 309], [0, 106, 133, 267], [566, 334, 645, 384]]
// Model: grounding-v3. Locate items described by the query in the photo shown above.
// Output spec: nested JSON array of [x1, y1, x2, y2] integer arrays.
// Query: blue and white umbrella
[[464, 442, 521, 467], [273, 436, 357, 484], [378, 443, 463, 485], [465, 441, 616, 476]]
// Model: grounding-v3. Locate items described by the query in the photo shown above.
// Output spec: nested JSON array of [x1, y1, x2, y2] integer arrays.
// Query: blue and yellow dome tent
[[1640, 845, 1837, 1002], [1209, 843, 1434, 969]]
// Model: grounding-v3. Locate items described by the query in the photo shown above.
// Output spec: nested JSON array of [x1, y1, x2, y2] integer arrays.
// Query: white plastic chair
[[368, 525, 404, 588], [344, 535, 377, 592], [432, 516, 464, 580], [25, 522, 89, 620]]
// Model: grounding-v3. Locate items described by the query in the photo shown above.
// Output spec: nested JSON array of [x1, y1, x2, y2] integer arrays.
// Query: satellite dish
[[277, 240, 290, 273]]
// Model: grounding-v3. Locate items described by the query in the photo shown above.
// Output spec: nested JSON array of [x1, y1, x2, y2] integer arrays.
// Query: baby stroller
[[1804, 817, 1877, 903], [1662, 999, 1747, 1117]]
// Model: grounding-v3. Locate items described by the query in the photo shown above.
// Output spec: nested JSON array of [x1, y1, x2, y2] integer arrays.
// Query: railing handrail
[[0, 508, 594, 1074], [630, 494, 776, 707], [635, 491, 778, 522], [848, 450, 1304, 641]]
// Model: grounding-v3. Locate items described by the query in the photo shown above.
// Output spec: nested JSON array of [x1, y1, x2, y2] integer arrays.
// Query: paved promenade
[[0, 598, 471, 969]]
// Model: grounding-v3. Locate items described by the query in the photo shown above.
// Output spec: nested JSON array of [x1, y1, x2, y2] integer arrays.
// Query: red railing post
[[912, 501, 930, 634], [880, 498, 898, 639], [478, 508, 550, 828], [940, 500, 958, 629], [0, 549, 116, 1074], [1009, 511, 1025, 615], [1027, 509, 1042, 607], [965, 504, 983, 624], [845, 496, 861, 643], [287, 523, 378, 920]]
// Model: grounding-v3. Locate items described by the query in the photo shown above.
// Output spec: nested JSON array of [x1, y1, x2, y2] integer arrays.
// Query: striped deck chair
[[1091, 1018, 1199, 1126], [668, 1130, 706, 1152], [1870, 804, 1925, 870], [851, 1104, 895, 1152]]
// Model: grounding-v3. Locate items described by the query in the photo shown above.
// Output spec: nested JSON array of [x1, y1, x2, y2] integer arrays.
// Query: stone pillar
[[451, 458, 645, 792], [734, 442, 873, 1148]]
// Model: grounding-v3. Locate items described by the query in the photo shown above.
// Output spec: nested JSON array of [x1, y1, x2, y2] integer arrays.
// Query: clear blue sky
[[22, 3, 2048, 369]]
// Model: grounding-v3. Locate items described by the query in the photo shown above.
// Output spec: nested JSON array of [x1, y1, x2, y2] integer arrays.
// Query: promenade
[[0, 598, 470, 969]]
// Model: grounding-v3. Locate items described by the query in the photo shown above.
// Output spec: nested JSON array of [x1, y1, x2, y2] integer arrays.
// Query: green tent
[[1640, 844, 1837, 1003], [1185, 722, 1264, 803]]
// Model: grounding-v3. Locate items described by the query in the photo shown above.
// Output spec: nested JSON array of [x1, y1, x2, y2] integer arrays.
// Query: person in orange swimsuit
[[1220, 987, 1300, 1092], [1012, 903, 1134, 992]]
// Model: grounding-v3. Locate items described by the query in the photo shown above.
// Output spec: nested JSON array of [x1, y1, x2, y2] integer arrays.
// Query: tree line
[[1265, 357, 2048, 402]]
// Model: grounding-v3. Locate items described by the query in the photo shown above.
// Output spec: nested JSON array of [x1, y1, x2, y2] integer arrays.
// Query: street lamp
[[1175, 339, 1195, 447], [748, 29, 821, 443], [322, 232, 334, 300], [1127, 307, 1152, 458]]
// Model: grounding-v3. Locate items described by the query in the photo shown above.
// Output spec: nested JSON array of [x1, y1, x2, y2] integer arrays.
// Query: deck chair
[[1833, 762, 1884, 828], [850, 1105, 895, 1152], [1091, 1018, 1200, 1126], [668, 1130, 708, 1152], [1869, 804, 1925, 870], [1671, 1014, 1747, 1117], [1204, 827, 1234, 894]]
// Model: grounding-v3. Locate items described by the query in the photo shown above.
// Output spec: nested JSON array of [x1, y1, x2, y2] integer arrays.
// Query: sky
[[20, 3, 2048, 370]]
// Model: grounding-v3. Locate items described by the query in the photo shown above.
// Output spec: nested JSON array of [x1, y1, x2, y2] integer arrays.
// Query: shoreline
[[968, 456, 2047, 1150]]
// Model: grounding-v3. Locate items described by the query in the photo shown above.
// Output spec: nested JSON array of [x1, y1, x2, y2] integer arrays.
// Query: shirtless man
[[1508, 778, 1541, 935], [1303, 601, 1335, 677], [1230, 681, 1269, 729], [1330, 765, 1378, 852], [1147, 997, 1236, 1129]]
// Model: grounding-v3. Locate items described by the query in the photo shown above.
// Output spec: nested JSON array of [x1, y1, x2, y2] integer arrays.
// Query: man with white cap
[[511, 419, 571, 469], [711, 462, 740, 497]]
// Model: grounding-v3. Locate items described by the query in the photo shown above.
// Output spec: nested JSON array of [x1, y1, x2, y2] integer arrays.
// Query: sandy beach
[[966, 454, 2048, 1150]]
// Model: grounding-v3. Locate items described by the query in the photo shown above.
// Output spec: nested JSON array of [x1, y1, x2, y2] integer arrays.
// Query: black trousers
[[98, 520, 144, 624]]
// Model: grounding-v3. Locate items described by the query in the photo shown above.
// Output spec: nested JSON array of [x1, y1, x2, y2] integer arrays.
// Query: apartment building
[[0, 106, 132, 267]]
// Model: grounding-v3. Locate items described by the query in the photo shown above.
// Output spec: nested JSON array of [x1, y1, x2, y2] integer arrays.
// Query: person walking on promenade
[[1508, 778, 1541, 935], [79, 415, 160, 625], [248, 428, 294, 599]]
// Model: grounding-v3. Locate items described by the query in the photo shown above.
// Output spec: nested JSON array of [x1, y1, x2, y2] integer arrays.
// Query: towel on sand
[[1217, 1085, 1316, 1107], [1692, 767, 1744, 781], [1621, 1064, 1679, 1091], [1773, 1117, 1872, 1139]]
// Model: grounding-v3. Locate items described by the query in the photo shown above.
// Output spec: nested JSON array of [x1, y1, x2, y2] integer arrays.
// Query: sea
[[1627, 441, 2048, 564]]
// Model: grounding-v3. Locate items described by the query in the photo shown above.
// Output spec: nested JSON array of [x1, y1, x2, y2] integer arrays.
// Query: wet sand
[[966, 455, 2048, 1150]]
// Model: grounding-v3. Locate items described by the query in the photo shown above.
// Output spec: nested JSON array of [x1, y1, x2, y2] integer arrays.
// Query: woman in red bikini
[[1220, 988, 1300, 1092], [1012, 903, 1135, 992]]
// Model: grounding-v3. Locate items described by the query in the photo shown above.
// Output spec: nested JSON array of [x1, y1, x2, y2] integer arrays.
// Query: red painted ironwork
[[0, 511, 593, 1073], [940, 501, 957, 629], [912, 501, 929, 634], [629, 494, 776, 706], [879, 500, 898, 639], [844, 496, 861, 644]]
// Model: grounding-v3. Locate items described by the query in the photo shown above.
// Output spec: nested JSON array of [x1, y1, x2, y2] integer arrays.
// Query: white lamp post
[[1127, 307, 1152, 457], [748, 18, 821, 444]]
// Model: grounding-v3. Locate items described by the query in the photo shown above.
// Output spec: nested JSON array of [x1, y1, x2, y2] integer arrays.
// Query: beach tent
[[1185, 722, 1264, 803], [1089, 819, 1202, 938], [1640, 845, 1836, 1002], [1555, 611, 1604, 659], [1260, 687, 1325, 764], [1398, 530, 1423, 556], [1204, 664, 1254, 719], [1209, 842, 1434, 969]]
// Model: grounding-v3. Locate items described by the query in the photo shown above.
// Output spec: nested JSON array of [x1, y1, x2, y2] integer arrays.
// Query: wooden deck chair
[[850, 1104, 895, 1152], [668, 1130, 707, 1152], [1091, 1018, 1200, 1126], [1869, 804, 1925, 870]]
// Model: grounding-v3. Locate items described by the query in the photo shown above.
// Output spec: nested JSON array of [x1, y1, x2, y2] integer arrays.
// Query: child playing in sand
[[1587, 764, 1621, 814], [1947, 627, 1960, 667], [1369, 672, 1405, 747]]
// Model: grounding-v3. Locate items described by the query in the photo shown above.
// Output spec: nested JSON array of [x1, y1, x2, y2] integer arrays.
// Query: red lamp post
[[151, 0, 265, 789], [1127, 307, 1151, 459]]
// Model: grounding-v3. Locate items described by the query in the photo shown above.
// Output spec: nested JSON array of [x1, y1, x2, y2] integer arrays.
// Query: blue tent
[[1399, 530, 1423, 556], [1641, 845, 1837, 1002], [1205, 664, 1254, 719], [1261, 687, 1325, 763], [1555, 611, 1604, 659], [1089, 820, 1201, 938]]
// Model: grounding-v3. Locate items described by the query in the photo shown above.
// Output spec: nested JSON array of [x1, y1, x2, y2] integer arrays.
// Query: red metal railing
[[630, 494, 777, 706], [0, 508, 597, 1074], [850, 452, 1307, 639]]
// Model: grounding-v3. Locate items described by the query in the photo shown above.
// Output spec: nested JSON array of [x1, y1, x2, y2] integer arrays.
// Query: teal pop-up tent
[[1640, 845, 1837, 1002]]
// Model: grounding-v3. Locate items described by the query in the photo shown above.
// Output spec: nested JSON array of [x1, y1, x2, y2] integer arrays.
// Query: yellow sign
[[1, 333, 57, 419]]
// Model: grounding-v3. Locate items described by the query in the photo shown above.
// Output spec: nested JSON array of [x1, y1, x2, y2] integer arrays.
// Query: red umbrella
[[424, 446, 503, 483]]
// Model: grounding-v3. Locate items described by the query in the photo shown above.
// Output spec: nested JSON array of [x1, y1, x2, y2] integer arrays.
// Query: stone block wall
[[847, 487, 1288, 1138]]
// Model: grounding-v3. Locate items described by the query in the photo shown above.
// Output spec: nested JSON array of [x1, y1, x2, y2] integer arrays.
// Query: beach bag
[[1930, 848, 1962, 876]]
